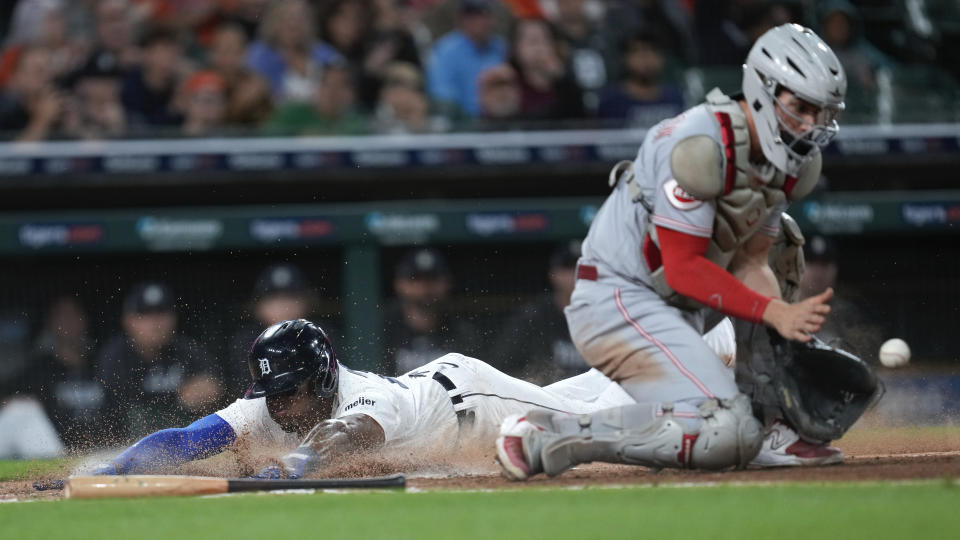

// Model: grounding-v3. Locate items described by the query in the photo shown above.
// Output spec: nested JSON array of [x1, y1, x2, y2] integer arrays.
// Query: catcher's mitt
[[738, 328, 883, 443]]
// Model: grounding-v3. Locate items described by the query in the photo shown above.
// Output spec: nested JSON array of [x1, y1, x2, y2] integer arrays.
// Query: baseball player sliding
[[496, 24, 851, 480], [85, 319, 657, 478], [85, 317, 731, 478]]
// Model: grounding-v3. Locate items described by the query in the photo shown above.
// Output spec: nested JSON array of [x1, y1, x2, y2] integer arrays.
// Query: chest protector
[[621, 88, 820, 309]]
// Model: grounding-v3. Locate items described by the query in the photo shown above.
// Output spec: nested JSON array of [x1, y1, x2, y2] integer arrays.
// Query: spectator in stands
[[61, 50, 127, 140], [216, 0, 270, 42], [26, 296, 105, 451], [509, 17, 584, 121], [694, 0, 773, 66], [318, 0, 376, 111], [1, 1, 88, 84], [132, 0, 216, 32], [88, 0, 140, 70], [596, 30, 685, 127], [0, 310, 44, 460], [180, 70, 226, 136], [383, 248, 481, 374], [245, 0, 341, 104], [492, 241, 588, 385], [121, 25, 186, 131], [476, 63, 522, 126], [318, 0, 372, 68], [372, 61, 433, 133], [207, 22, 272, 127], [818, 1, 891, 90], [264, 61, 367, 135], [0, 311, 31, 406], [0, 47, 63, 141], [603, 0, 698, 71], [426, 0, 506, 118], [767, 1, 806, 26], [97, 282, 222, 440], [364, 0, 426, 109], [321, 0, 425, 112], [419, 0, 514, 48], [550, 0, 609, 111], [228, 263, 334, 397]]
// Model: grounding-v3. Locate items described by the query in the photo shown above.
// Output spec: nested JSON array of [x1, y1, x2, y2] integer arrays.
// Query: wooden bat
[[64, 473, 406, 499]]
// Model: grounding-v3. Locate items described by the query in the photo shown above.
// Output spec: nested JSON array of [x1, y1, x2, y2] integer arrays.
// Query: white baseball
[[879, 338, 911, 368]]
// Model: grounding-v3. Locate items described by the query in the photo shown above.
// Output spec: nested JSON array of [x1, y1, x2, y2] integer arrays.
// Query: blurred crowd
[[1, 0, 954, 141]]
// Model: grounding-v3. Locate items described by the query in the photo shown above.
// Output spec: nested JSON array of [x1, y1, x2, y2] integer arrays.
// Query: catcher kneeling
[[495, 24, 881, 480]]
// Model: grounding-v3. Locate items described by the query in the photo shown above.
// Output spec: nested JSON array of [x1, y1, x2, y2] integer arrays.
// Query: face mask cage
[[771, 86, 843, 158]]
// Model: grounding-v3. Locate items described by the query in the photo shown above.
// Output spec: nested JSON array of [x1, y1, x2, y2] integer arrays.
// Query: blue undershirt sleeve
[[107, 414, 236, 474]]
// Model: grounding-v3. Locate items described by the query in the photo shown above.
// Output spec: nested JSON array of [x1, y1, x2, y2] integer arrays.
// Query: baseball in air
[[879, 338, 911, 368]]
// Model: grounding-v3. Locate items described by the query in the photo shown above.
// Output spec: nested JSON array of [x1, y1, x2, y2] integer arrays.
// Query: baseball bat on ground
[[64, 473, 406, 499]]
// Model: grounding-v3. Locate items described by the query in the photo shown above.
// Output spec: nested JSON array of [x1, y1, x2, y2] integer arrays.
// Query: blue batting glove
[[91, 463, 119, 475], [280, 446, 320, 480], [251, 464, 286, 479]]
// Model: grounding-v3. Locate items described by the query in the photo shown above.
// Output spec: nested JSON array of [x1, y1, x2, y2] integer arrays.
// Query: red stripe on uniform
[[783, 175, 798, 198], [714, 112, 737, 195], [642, 234, 662, 272], [677, 433, 698, 468], [613, 288, 716, 398], [576, 264, 598, 281]]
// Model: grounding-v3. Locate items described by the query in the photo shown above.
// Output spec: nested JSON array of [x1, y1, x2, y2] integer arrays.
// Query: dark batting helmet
[[244, 319, 339, 399]]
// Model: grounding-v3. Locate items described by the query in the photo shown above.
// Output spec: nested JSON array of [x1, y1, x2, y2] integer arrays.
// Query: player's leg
[[497, 394, 761, 480], [435, 355, 622, 442], [703, 317, 737, 368], [542, 318, 735, 406], [544, 368, 636, 409], [496, 280, 762, 479], [565, 279, 739, 404]]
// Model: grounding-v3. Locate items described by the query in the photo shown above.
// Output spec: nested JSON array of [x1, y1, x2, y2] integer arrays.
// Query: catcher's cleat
[[750, 420, 843, 468], [495, 414, 550, 481]]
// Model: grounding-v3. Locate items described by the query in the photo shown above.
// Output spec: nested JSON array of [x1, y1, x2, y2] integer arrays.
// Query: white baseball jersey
[[215, 353, 627, 453]]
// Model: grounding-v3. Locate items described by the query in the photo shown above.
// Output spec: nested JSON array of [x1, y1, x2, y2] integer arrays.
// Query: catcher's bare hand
[[762, 287, 833, 342]]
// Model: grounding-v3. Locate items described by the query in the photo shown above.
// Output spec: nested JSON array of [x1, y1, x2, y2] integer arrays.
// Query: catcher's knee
[[621, 394, 763, 470], [689, 394, 764, 469], [540, 394, 763, 474]]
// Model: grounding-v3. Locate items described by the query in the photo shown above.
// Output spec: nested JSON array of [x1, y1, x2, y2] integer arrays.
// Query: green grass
[[2, 483, 959, 540], [0, 458, 71, 481]]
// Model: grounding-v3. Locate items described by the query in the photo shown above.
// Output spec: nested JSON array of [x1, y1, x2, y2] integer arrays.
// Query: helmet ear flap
[[312, 347, 339, 399]]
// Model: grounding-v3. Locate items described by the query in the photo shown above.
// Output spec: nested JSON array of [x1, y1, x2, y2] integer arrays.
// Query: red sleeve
[[656, 226, 772, 324]]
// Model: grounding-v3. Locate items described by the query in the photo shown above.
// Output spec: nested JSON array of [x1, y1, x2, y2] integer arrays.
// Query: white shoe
[[495, 414, 548, 481], [750, 421, 844, 468]]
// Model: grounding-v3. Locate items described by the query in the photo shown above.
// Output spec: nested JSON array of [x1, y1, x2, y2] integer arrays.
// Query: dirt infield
[[3, 425, 958, 500]]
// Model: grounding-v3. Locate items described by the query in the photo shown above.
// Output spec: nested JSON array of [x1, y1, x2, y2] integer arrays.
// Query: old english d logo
[[259, 358, 272, 376]]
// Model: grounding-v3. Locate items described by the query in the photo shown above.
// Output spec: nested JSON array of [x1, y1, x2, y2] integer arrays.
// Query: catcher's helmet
[[244, 319, 339, 399], [742, 23, 846, 176]]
